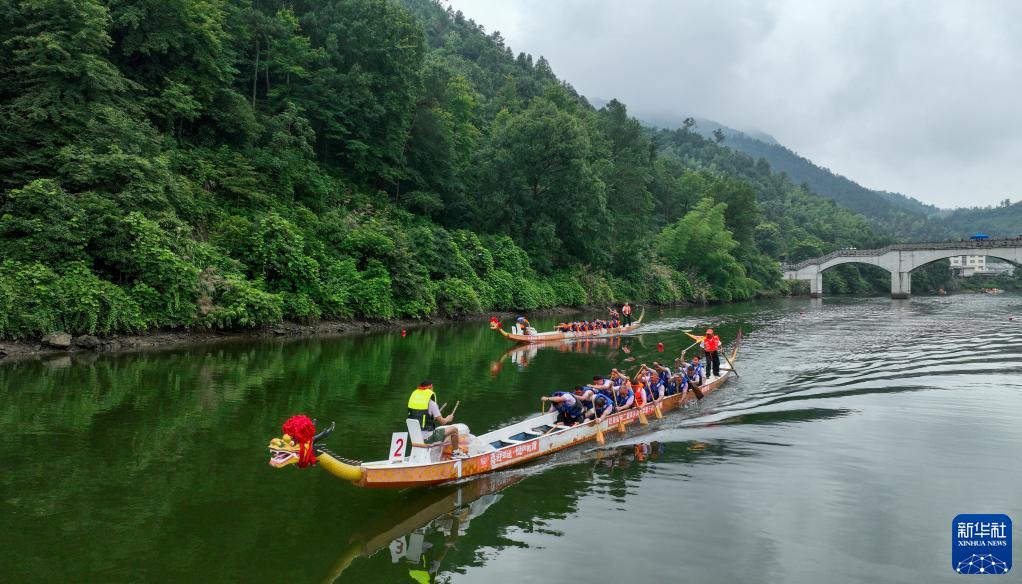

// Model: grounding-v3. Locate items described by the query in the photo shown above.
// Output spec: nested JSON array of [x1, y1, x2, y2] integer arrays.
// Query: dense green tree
[[656, 198, 758, 301], [596, 99, 655, 272], [474, 90, 609, 271], [0, 0, 970, 340], [299, 0, 424, 185], [0, 0, 140, 187]]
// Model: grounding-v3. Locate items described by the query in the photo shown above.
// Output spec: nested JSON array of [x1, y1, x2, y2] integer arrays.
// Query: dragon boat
[[489, 308, 644, 344], [268, 331, 740, 489]]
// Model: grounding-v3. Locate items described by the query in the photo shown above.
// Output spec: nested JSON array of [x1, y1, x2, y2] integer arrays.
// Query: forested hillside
[[677, 125, 953, 241], [938, 201, 1022, 238], [0, 0, 899, 340]]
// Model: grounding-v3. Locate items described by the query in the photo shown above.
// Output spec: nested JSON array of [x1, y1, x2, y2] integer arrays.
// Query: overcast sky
[[445, 0, 1022, 209]]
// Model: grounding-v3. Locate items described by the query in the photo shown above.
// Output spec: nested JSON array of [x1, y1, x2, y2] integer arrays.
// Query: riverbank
[[0, 305, 616, 364]]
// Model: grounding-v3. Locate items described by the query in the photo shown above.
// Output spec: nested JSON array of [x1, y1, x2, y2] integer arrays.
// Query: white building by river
[[949, 255, 1015, 277]]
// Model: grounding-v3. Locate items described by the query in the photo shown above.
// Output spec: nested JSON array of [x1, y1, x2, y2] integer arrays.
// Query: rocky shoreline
[[0, 306, 599, 364]]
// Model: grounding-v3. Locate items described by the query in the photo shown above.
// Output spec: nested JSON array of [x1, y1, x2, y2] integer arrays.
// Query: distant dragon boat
[[489, 308, 644, 344], [267, 331, 740, 489]]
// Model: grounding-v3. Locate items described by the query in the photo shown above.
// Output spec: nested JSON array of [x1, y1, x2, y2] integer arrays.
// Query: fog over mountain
[[447, 0, 1022, 208]]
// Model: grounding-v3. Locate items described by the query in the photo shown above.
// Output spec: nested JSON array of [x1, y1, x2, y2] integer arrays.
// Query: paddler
[[407, 381, 463, 454], [588, 374, 613, 393], [702, 328, 721, 378], [664, 372, 685, 396], [609, 368, 626, 389], [684, 365, 703, 391], [542, 391, 585, 426], [690, 355, 706, 379], [516, 316, 534, 335], [647, 371, 665, 401], [614, 380, 635, 410], [584, 392, 614, 422]]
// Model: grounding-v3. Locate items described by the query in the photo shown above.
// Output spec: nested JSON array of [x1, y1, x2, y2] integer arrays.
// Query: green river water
[[3, 294, 1021, 583]]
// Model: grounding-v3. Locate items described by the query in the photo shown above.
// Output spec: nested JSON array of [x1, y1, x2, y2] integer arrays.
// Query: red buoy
[[657, 342, 664, 352], [401, 329, 407, 337]]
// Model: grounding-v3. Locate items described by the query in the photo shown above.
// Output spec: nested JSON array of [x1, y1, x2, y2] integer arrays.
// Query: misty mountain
[[707, 127, 1022, 239], [630, 112, 1020, 241]]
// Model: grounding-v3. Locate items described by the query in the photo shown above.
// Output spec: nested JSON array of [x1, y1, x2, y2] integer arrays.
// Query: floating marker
[[401, 329, 407, 337], [657, 342, 664, 352]]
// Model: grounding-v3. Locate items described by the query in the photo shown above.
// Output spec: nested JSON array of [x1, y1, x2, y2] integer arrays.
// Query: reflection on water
[[325, 471, 525, 584], [2, 294, 1021, 583], [490, 336, 623, 375]]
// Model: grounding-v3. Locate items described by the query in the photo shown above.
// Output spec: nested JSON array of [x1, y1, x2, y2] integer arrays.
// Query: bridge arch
[[817, 256, 890, 274], [782, 239, 1022, 299], [904, 250, 1021, 273]]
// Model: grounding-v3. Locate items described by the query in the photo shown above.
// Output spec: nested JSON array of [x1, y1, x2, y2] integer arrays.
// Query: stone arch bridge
[[782, 238, 1022, 298]]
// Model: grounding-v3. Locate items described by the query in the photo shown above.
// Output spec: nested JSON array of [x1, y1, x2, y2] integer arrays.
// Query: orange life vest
[[633, 383, 646, 406], [704, 335, 721, 352]]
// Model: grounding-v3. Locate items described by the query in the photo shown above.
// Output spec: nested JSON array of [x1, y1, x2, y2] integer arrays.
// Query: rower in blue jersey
[[653, 362, 671, 384], [647, 373, 665, 401], [684, 365, 704, 390], [542, 391, 584, 426], [664, 372, 686, 396], [609, 368, 626, 389], [584, 393, 614, 422], [690, 355, 706, 378], [576, 379, 614, 411], [613, 381, 635, 411]]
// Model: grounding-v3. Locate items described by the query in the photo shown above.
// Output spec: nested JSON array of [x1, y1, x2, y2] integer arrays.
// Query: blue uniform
[[590, 396, 613, 418], [551, 392, 583, 425], [664, 378, 684, 396], [613, 388, 634, 410], [648, 379, 665, 400]]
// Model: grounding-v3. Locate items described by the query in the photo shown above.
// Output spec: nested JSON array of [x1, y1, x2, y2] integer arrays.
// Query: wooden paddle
[[720, 349, 740, 378], [680, 338, 700, 356], [542, 423, 565, 436], [612, 390, 627, 433], [593, 416, 605, 445]]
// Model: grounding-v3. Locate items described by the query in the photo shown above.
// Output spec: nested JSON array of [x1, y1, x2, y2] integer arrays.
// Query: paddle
[[680, 338, 700, 356], [720, 349, 740, 378], [593, 415, 605, 445], [612, 388, 627, 433]]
